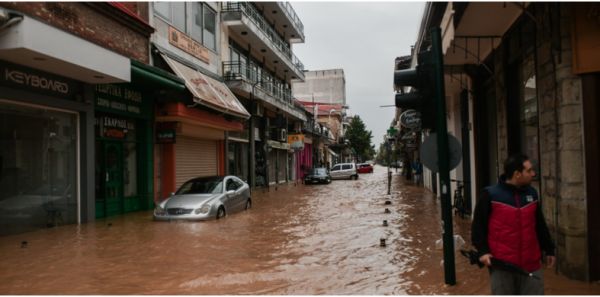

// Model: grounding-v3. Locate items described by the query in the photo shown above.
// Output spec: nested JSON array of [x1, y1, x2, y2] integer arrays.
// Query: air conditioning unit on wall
[[279, 129, 287, 142]]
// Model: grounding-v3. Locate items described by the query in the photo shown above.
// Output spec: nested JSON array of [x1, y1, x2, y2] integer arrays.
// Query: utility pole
[[392, 27, 456, 285], [431, 27, 456, 286]]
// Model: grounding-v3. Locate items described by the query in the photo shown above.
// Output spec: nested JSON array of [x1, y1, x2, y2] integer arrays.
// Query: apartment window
[[154, 2, 216, 51], [172, 2, 186, 32], [191, 3, 203, 44], [154, 2, 171, 21], [203, 7, 216, 50]]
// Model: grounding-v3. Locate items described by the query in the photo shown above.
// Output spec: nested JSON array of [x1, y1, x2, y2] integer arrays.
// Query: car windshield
[[309, 168, 327, 175], [176, 177, 224, 195]]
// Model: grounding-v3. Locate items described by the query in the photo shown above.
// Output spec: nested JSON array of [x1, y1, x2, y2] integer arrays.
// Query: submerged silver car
[[154, 176, 251, 221]]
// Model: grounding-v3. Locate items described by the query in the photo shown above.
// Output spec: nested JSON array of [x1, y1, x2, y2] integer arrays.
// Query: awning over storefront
[[160, 53, 250, 119], [327, 147, 338, 157], [131, 60, 185, 92]]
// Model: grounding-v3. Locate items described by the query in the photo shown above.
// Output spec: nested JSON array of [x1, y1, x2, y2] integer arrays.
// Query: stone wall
[[534, 3, 587, 280]]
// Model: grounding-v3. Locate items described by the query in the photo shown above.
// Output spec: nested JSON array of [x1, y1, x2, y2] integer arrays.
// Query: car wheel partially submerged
[[216, 206, 226, 219], [245, 199, 252, 210]]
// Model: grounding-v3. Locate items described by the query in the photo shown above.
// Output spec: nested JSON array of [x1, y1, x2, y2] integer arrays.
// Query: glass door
[[100, 142, 124, 217]]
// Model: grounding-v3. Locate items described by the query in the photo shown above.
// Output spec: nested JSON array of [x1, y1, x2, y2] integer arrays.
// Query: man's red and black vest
[[485, 183, 541, 272]]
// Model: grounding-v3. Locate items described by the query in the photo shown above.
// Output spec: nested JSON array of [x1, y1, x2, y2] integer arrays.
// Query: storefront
[[267, 140, 290, 185], [0, 60, 93, 235], [227, 128, 249, 181], [156, 103, 239, 198], [153, 52, 250, 199], [94, 83, 153, 218]]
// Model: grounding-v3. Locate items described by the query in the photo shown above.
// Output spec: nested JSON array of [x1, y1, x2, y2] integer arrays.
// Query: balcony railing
[[223, 61, 293, 106], [277, 2, 304, 39], [222, 2, 304, 74]]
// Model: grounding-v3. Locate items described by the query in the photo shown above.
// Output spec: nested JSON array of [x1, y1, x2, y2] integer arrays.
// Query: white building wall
[[292, 69, 346, 105]]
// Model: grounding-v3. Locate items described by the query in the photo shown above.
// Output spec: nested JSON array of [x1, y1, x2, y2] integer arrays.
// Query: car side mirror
[[226, 190, 235, 195]]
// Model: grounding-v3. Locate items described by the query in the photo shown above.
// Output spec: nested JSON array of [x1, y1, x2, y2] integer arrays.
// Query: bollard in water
[[383, 220, 388, 226], [380, 238, 386, 247], [385, 200, 391, 205], [384, 208, 391, 213]]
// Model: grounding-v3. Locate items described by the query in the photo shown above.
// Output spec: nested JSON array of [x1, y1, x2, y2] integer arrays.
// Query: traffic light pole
[[431, 27, 456, 285], [387, 141, 391, 195]]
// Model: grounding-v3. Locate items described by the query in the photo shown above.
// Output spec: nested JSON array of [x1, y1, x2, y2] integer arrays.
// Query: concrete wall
[[0, 2, 150, 63], [292, 69, 346, 105]]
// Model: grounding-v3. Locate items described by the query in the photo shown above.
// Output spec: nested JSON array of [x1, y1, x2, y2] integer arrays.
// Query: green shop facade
[[94, 83, 154, 218]]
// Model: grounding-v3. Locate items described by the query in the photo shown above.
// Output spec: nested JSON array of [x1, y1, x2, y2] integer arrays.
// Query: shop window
[[0, 101, 78, 235]]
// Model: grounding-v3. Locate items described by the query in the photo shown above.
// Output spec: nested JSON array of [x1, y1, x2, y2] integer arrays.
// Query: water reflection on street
[[1, 166, 599, 294]]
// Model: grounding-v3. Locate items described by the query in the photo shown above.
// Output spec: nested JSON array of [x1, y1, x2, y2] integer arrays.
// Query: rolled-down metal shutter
[[175, 137, 218, 188], [278, 150, 287, 183]]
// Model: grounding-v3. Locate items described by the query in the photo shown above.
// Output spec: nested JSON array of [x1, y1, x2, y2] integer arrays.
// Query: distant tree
[[345, 115, 374, 162]]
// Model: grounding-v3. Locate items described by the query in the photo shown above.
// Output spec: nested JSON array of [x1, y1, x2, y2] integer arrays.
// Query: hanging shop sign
[[95, 84, 149, 118], [267, 140, 290, 150], [0, 60, 81, 101], [97, 116, 135, 139], [288, 134, 305, 150], [399, 109, 422, 129], [156, 122, 177, 144]]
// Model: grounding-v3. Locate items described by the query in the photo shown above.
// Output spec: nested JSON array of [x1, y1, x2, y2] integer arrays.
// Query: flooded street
[[1, 166, 600, 294]]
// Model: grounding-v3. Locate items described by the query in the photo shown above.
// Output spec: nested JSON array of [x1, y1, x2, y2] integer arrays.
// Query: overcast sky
[[292, 1, 425, 147]]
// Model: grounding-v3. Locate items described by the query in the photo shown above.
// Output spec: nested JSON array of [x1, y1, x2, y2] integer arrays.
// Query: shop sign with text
[[95, 84, 148, 118], [96, 116, 135, 139], [168, 26, 210, 63], [156, 122, 177, 144], [0, 61, 81, 101], [288, 134, 305, 150]]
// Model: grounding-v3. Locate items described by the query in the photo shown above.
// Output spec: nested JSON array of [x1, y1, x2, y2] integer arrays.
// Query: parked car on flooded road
[[154, 176, 251, 221], [330, 163, 359, 180], [357, 163, 374, 174], [304, 167, 331, 184]]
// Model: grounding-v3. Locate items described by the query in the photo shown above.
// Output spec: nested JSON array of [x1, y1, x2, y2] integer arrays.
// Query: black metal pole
[[387, 141, 391, 195], [431, 27, 456, 285]]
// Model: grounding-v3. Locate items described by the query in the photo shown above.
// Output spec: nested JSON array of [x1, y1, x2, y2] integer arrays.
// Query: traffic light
[[394, 50, 436, 130]]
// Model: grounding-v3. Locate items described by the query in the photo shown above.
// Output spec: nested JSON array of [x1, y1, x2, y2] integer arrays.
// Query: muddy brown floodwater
[[1, 166, 600, 295]]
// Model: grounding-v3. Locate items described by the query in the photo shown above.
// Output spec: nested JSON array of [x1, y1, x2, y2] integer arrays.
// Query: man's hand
[[545, 255, 556, 268], [479, 253, 493, 266]]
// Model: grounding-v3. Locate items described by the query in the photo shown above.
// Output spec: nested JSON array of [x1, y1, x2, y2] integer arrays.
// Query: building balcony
[[255, 2, 305, 43], [223, 61, 306, 121], [221, 2, 305, 81]]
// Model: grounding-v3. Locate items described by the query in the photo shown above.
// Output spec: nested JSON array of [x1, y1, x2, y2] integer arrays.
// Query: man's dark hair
[[504, 154, 529, 178]]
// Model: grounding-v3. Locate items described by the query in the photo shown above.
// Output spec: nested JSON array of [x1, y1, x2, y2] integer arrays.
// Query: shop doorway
[[96, 141, 124, 218]]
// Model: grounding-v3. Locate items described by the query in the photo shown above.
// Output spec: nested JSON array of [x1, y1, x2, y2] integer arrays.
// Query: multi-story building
[[147, 2, 251, 201], [293, 69, 349, 164], [292, 69, 347, 105], [400, 2, 600, 281], [0, 2, 181, 234], [220, 2, 308, 188]]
